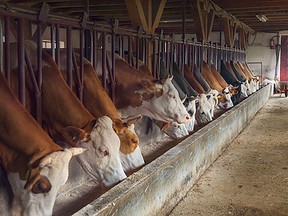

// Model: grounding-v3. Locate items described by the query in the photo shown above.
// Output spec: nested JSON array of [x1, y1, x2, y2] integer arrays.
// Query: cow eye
[[168, 93, 175, 99], [201, 112, 205, 115], [188, 110, 194, 116], [98, 147, 109, 156]]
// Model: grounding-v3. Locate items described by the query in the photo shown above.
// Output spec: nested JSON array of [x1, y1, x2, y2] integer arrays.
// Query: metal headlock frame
[[0, 3, 246, 125]]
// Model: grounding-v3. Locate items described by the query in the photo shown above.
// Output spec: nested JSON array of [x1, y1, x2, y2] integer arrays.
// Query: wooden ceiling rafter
[[190, 0, 215, 43]]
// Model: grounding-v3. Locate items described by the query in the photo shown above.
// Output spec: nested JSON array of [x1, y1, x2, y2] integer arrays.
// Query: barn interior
[[0, 0, 286, 215]]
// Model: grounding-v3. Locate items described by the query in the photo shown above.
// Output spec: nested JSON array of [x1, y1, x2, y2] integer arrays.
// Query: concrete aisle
[[169, 95, 288, 216]]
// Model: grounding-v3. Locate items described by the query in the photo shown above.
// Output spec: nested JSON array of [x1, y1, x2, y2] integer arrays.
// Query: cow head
[[113, 116, 141, 154], [218, 87, 234, 109], [141, 76, 190, 124], [8, 147, 84, 216], [183, 96, 198, 133], [62, 116, 126, 187], [161, 122, 189, 139], [195, 94, 213, 125], [119, 123, 145, 172]]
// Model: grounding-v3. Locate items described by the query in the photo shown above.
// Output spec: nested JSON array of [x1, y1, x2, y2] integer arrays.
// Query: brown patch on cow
[[201, 61, 223, 92], [113, 119, 139, 153], [184, 65, 206, 94]]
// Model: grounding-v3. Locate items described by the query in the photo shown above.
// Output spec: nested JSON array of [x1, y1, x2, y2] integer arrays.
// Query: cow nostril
[[185, 116, 190, 120], [132, 138, 138, 144]]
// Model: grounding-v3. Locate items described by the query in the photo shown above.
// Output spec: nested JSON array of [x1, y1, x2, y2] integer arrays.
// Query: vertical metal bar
[[0, 19, 3, 72], [144, 37, 147, 65], [55, 23, 60, 67], [136, 35, 139, 69], [165, 41, 169, 70], [102, 32, 107, 89], [128, 35, 131, 65], [50, 25, 55, 60], [152, 38, 156, 78], [118, 35, 122, 58], [157, 38, 161, 79], [182, 0, 186, 74], [66, 25, 72, 89], [111, 30, 116, 102], [4, 17, 10, 85], [36, 23, 42, 124], [18, 18, 25, 106], [93, 30, 97, 69], [79, 28, 84, 102]]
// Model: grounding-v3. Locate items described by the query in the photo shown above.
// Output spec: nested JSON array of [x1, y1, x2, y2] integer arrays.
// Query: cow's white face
[[195, 94, 213, 125], [183, 97, 198, 133], [148, 77, 190, 124], [76, 116, 126, 187], [240, 83, 248, 98], [8, 147, 84, 216], [218, 87, 234, 109], [119, 124, 145, 172], [162, 122, 189, 139]]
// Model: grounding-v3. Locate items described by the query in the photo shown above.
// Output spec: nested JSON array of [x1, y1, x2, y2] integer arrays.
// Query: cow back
[[172, 62, 198, 97], [184, 65, 205, 94], [220, 61, 239, 85], [201, 61, 223, 92], [193, 65, 211, 92], [210, 64, 228, 89], [230, 61, 246, 82]]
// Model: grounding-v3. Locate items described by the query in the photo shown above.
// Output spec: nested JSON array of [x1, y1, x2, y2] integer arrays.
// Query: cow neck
[[41, 51, 95, 137], [82, 59, 121, 121], [184, 65, 205, 94], [201, 62, 223, 92], [114, 59, 154, 109], [0, 73, 61, 173]]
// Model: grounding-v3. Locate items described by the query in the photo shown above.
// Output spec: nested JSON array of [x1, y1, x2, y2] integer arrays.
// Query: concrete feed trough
[[73, 84, 272, 216]]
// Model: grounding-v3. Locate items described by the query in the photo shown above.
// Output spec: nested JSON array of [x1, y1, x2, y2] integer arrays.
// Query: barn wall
[[246, 32, 279, 80], [73, 84, 272, 216]]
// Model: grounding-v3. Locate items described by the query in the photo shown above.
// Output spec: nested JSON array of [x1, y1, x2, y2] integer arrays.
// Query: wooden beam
[[152, 0, 166, 33], [124, 0, 148, 31], [190, 0, 215, 43], [223, 17, 238, 48]]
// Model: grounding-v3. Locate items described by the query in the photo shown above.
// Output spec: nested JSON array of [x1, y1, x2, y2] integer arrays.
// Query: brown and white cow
[[59, 52, 144, 172], [10, 41, 126, 187], [95, 53, 190, 124], [0, 71, 84, 215]]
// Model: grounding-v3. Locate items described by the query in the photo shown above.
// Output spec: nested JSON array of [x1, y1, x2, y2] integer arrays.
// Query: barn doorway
[[280, 35, 288, 81]]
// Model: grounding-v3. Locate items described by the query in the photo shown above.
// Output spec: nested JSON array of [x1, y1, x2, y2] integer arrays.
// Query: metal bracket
[[111, 18, 119, 34], [38, 2, 50, 23], [81, 11, 89, 28]]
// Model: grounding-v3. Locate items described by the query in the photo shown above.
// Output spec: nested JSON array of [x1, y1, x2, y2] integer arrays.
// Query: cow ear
[[83, 119, 97, 133], [124, 114, 142, 127], [142, 80, 157, 92], [61, 126, 89, 146], [31, 176, 52, 194], [161, 122, 170, 131]]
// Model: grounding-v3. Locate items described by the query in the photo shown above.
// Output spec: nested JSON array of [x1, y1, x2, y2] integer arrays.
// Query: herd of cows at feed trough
[[0, 39, 264, 215]]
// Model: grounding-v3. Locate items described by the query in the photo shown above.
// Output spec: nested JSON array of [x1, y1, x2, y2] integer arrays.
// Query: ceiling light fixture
[[256, 14, 268, 22]]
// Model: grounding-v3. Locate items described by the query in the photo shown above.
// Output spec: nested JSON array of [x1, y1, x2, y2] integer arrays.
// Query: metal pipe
[[93, 30, 97, 69], [79, 28, 84, 102], [111, 30, 116, 102], [102, 31, 107, 89], [66, 25, 72, 89], [4, 17, 10, 85], [55, 23, 60, 67], [50, 25, 55, 60], [136, 34, 139, 69], [0, 18, 3, 72], [17, 18, 25, 106], [36, 23, 42, 124], [153, 38, 157, 78]]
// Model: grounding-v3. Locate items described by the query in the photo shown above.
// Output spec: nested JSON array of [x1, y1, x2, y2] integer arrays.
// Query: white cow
[[73, 116, 127, 186], [8, 148, 84, 216]]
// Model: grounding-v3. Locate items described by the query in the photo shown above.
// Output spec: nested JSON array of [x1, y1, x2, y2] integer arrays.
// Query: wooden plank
[[152, 0, 166, 32], [190, 0, 206, 42]]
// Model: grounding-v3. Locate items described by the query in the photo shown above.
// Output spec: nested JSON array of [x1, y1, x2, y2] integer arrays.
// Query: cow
[[198, 62, 234, 110], [58, 51, 144, 173], [137, 61, 192, 138], [184, 65, 206, 94], [94, 52, 190, 124], [0, 71, 84, 216], [10, 41, 126, 187]]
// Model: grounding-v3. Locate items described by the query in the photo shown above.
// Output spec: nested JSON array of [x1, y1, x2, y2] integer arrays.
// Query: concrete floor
[[169, 95, 288, 216]]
